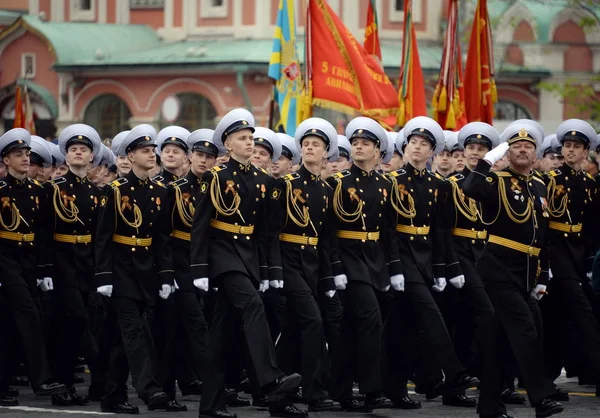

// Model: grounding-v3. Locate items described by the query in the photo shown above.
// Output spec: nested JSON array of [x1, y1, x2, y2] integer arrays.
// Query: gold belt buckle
[[240, 226, 251, 234], [135, 238, 142, 246], [366, 232, 374, 240], [416, 227, 423, 235], [476, 231, 486, 239], [76, 235, 84, 243], [20, 234, 27, 242], [527, 247, 535, 256], [308, 237, 318, 245]]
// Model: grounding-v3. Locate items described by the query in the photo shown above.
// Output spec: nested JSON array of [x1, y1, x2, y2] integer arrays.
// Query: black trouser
[[276, 289, 328, 403], [262, 289, 286, 344], [1, 285, 53, 389], [51, 288, 96, 389], [547, 278, 600, 378], [199, 272, 282, 412], [98, 303, 129, 405], [477, 282, 555, 416], [330, 281, 383, 400], [405, 282, 464, 385], [105, 296, 162, 405], [317, 290, 342, 388], [151, 296, 178, 399], [175, 290, 208, 384]]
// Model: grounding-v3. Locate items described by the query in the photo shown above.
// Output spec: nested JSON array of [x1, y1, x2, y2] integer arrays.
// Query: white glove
[[586, 271, 593, 280], [449, 275, 465, 289], [174, 280, 180, 290], [334, 274, 348, 290], [390, 274, 405, 292], [97, 285, 113, 297], [484, 142, 509, 166], [325, 290, 336, 298], [531, 284, 547, 301], [37, 277, 54, 292], [259, 280, 269, 292], [432, 277, 447, 292], [548, 269, 553, 280], [159, 284, 172, 300], [193, 278, 209, 292], [269, 280, 284, 289], [383, 285, 391, 292]]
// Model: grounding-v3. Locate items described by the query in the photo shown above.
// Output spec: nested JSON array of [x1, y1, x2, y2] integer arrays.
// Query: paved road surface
[[1, 373, 598, 417]]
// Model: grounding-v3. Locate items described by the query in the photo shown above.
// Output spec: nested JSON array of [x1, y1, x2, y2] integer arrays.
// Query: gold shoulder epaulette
[[260, 167, 270, 175], [171, 177, 189, 188], [431, 171, 445, 180], [50, 177, 66, 186], [332, 170, 351, 179], [547, 169, 561, 177], [110, 177, 127, 188], [29, 178, 42, 187], [584, 171, 596, 181], [283, 172, 300, 182], [209, 165, 224, 174], [153, 179, 166, 188], [448, 173, 464, 182], [388, 169, 406, 178], [152, 175, 164, 183], [532, 176, 545, 185], [495, 171, 512, 177]]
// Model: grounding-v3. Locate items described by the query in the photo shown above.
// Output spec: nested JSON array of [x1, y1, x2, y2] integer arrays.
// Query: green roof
[[0, 15, 161, 65]]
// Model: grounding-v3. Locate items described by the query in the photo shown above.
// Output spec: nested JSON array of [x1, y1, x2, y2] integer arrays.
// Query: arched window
[[84, 94, 132, 140], [159, 93, 217, 131], [494, 100, 532, 120]]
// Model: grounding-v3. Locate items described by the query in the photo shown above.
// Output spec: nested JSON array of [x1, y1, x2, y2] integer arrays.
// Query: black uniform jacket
[[94, 170, 174, 302], [544, 163, 598, 280], [268, 165, 335, 295], [47, 171, 99, 292], [189, 158, 270, 285], [0, 174, 49, 288], [463, 159, 550, 292], [446, 167, 488, 287], [167, 170, 204, 293], [326, 163, 400, 290], [388, 163, 455, 284]]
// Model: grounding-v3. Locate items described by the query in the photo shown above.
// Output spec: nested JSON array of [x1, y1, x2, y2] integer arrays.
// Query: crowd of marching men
[[0, 108, 600, 418]]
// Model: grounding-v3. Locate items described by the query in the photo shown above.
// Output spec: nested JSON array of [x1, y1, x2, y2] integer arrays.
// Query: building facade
[[0, 0, 598, 140]]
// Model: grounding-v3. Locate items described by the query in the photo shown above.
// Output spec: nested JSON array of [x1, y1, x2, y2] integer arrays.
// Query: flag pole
[[268, 81, 276, 130]]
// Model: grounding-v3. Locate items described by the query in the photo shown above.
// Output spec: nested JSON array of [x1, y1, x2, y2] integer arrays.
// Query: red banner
[[465, 0, 497, 124], [432, 0, 467, 130], [397, 0, 427, 127], [364, 0, 382, 61], [303, 0, 398, 124], [13, 85, 25, 129]]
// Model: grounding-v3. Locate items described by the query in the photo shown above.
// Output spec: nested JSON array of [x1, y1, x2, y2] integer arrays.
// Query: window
[[494, 100, 532, 120], [129, 0, 165, 9], [21, 54, 36, 79], [71, 0, 95, 21], [390, 0, 421, 23], [200, 0, 227, 19], [159, 93, 217, 131], [84, 94, 132, 141]]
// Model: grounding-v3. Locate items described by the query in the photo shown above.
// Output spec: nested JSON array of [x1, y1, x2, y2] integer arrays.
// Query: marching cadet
[[252, 127, 280, 172], [167, 129, 220, 397], [328, 116, 396, 412], [451, 137, 466, 173], [433, 131, 457, 178], [382, 131, 403, 173], [542, 119, 600, 388], [47, 124, 103, 407], [445, 122, 500, 405], [385, 117, 477, 407], [327, 135, 351, 175], [270, 133, 298, 179], [94, 124, 173, 413], [0, 128, 67, 399], [190, 108, 302, 418], [146, 125, 192, 412], [462, 120, 564, 418], [269, 118, 340, 412], [28, 135, 53, 184], [111, 131, 132, 178], [153, 126, 191, 184], [49, 142, 68, 179], [536, 135, 561, 174]]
